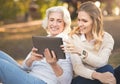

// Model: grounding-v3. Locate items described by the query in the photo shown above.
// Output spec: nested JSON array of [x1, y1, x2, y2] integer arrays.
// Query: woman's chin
[[80, 31, 85, 34]]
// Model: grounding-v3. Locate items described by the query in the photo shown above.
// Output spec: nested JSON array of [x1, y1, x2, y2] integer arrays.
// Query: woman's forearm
[[50, 63, 63, 77], [25, 58, 34, 67]]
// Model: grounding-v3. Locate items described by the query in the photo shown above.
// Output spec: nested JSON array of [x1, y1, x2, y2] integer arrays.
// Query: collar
[[47, 32, 67, 38], [80, 34, 95, 44], [80, 34, 86, 42]]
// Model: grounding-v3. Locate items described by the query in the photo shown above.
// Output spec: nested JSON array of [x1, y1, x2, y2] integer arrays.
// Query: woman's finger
[[44, 48, 52, 59], [51, 50, 57, 60], [32, 47, 38, 52]]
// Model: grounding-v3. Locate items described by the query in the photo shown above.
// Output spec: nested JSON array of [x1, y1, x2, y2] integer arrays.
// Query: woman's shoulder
[[103, 32, 114, 41], [102, 32, 114, 48], [104, 32, 112, 37]]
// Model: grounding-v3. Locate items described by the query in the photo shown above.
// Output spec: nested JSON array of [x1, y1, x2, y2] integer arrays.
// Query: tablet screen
[[32, 36, 65, 59]]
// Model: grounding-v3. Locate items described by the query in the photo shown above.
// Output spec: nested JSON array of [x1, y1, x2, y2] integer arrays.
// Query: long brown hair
[[69, 1, 104, 50]]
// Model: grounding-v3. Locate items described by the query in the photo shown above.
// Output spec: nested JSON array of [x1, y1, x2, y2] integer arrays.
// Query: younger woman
[[63, 1, 116, 84]]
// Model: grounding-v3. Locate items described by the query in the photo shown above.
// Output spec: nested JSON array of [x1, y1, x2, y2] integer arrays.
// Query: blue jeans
[[0, 50, 46, 84], [114, 65, 120, 84], [71, 65, 114, 84]]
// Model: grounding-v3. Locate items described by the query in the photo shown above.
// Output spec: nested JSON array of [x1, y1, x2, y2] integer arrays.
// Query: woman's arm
[[65, 33, 114, 68], [44, 48, 63, 76], [22, 48, 43, 70], [44, 48, 73, 84], [71, 54, 95, 79], [82, 32, 114, 68], [71, 54, 116, 84], [92, 71, 116, 84]]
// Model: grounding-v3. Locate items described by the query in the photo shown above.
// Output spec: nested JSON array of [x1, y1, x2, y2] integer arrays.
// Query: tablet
[[32, 36, 65, 59]]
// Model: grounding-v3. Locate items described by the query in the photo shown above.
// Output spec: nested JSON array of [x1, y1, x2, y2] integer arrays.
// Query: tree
[[0, 0, 20, 22], [0, 0, 62, 24]]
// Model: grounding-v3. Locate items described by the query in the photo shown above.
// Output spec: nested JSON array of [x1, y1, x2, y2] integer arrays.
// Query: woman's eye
[[50, 19, 54, 21], [83, 20, 88, 22], [78, 19, 88, 23], [58, 20, 62, 23]]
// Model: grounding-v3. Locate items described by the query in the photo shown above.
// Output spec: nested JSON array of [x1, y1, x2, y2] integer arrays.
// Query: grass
[[109, 50, 120, 68], [0, 16, 120, 67]]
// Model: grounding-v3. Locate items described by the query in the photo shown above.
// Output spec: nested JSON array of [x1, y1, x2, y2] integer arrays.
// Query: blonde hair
[[70, 1, 104, 50], [42, 6, 71, 34]]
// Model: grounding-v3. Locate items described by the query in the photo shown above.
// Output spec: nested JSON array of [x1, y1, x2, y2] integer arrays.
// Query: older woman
[[62, 1, 116, 84], [0, 6, 73, 84]]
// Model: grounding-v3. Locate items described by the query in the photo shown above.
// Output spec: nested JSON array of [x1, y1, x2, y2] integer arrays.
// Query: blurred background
[[0, 0, 120, 67]]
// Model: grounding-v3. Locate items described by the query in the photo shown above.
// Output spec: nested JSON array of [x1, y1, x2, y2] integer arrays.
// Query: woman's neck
[[85, 33, 93, 42]]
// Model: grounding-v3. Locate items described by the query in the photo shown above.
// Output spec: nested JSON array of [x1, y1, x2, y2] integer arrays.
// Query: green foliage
[[0, 0, 20, 20], [35, 0, 63, 19], [16, 0, 31, 14], [0, 0, 63, 22]]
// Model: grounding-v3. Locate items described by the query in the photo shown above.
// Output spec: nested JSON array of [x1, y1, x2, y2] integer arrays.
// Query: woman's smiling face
[[77, 11, 93, 35], [47, 12, 65, 36]]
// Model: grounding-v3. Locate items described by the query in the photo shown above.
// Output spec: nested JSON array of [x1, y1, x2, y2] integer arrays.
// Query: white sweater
[[69, 32, 114, 79]]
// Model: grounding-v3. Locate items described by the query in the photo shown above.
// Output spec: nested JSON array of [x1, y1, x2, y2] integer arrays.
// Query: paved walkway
[[0, 20, 41, 32]]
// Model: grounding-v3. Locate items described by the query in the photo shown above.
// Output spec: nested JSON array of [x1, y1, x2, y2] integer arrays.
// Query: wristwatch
[[77, 50, 88, 59], [82, 50, 87, 55], [82, 50, 88, 59]]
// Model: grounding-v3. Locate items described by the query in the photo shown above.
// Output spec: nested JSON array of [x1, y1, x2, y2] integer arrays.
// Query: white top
[[69, 32, 114, 79], [22, 33, 73, 84]]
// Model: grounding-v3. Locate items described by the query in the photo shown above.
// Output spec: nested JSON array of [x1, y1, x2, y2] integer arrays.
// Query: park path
[[0, 16, 120, 29], [0, 20, 41, 32]]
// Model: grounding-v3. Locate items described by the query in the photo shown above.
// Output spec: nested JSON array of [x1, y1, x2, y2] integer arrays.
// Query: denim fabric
[[114, 66, 120, 84], [0, 51, 46, 84], [71, 65, 114, 84]]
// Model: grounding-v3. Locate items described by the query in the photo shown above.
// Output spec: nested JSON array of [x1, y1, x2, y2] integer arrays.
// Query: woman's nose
[[53, 21, 57, 26], [78, 21, 83, 27]]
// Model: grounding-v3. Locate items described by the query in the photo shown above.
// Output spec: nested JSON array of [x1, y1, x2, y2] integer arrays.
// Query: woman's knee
[[0, 59, 9, 68], [96, 65, 114, 73], [0, 50, 5, 55], [0, 51, 8, 57], [71, 76, 101, 84]]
